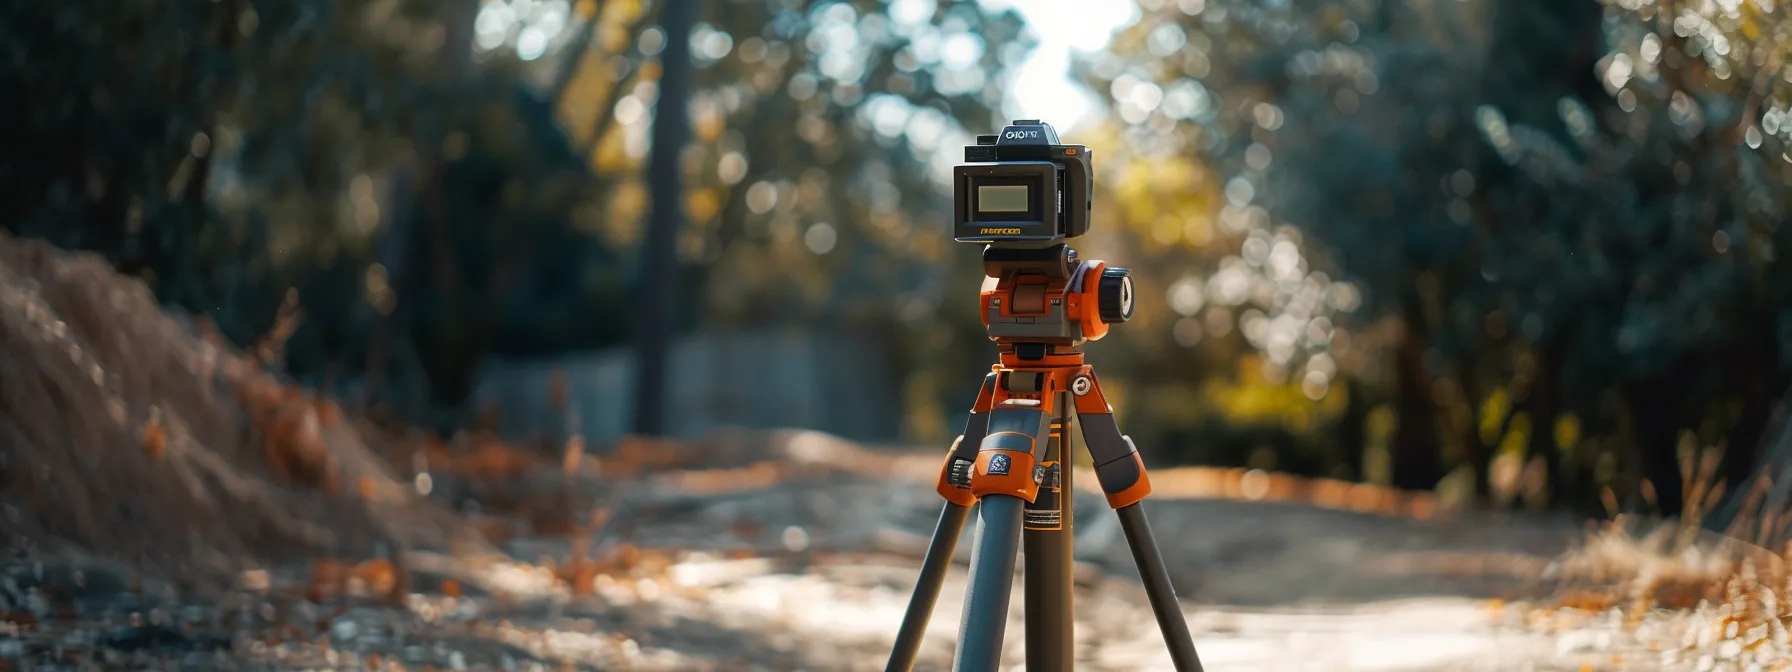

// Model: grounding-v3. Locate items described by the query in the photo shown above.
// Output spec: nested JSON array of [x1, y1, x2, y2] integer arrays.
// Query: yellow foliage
[[1367, 404, 1397, 443], [553, 55, 610, 136], [1323, 5, 1345, 30], [694, 108, 726, 142], [1151, 215, 1183, 246], [1315, 379, 1349, 418], [1479, 388, 1510, 446], [592, 125, 631, 172], [1739, 2, 1761, 41], [1102, 377, 1127, 418], [1554, 414, 1581, 452], [1363, 443, 1392, 486], [1499, 411, 1531, 459], [605, 180, 647, 246], [637, 60, 662, 83], [1105, 151, 1218, 247], [1434, 464, 1478, 509], [599, 0, 648, 50], [911, 226, 943, 261], [1198, 354, 1347, 432], [1182, 214, 1214, 247], [688, 188, 720, 225], [610, 0, 644, 20]]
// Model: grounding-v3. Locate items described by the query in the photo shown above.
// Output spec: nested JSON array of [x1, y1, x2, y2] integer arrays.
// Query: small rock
[[332, 617, 359, 642], [782, 527, 810, 553]]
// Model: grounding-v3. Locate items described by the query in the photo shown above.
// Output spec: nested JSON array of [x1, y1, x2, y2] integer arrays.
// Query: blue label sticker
[[988, 454, 1011, 476]]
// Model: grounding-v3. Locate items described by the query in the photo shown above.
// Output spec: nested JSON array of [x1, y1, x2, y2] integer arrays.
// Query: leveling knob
[[1098, 267, 1134, 323]]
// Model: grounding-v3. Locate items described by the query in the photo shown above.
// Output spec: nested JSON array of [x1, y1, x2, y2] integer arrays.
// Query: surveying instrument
[[884, 121, 1205, 671]]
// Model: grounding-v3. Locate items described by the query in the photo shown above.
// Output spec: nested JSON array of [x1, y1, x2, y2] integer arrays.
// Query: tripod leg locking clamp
[[1036, 462, 1060, 489], [972, 435, 1041, 502], [947, 457, 975, 489], [969, 406, 1053, 502]]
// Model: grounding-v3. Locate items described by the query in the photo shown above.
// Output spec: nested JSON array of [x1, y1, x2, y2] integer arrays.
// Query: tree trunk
[[630, 0, 696, 436], [1392, 307, 1443, 491], [1452, 353, 1495, 505], [1334, 377, 1370, 483], [1621, 362, 1694, 517], [1524, 343, 1565, 509], [381, 0, 479, 413]]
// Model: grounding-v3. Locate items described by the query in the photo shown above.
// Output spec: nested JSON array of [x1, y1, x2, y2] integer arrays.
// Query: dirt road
[[0, 446, 1736, 671]]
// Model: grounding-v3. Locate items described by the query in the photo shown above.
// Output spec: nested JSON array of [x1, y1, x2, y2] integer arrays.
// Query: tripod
[[885, 245, 1204, 671]]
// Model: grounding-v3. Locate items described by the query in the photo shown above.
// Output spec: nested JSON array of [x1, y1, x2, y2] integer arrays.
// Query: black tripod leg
[[954, 494, 1025, 672], [887, 500, 972, 672], [1117, 503, 1203, 672], [887, 374, 998, 672], [1023, 393, 1074, 670], [1074, 369, 1205, 672]]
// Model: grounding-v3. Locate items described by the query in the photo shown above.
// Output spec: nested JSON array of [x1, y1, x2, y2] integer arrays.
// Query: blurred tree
[[0, 0, 632, 428], [0, 0, 1025, 439], [15, 0, 1788, 514], [1088, 0, 1792, 515], [629, 0, 695, 437], [634, 0, 1030, 443], [1589, 0, 1792, 521]]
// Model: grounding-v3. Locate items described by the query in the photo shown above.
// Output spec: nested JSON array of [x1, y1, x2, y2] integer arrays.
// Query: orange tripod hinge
[[934, 435, 978, 506], [971, 442, 1041, 502], [1103, 452, 1153, 509]]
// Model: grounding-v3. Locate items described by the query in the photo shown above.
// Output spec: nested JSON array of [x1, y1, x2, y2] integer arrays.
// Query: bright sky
[[978, 0, 1140, 130]]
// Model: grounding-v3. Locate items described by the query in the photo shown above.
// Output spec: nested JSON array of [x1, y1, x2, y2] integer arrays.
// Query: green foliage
[[0, 0, 1020, 421], [11, 0, 1792, 518], [1082, 0, 1792, 512]]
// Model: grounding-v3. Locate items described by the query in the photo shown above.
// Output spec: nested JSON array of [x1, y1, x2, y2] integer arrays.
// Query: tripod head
[[956, 121, 1134, 358]]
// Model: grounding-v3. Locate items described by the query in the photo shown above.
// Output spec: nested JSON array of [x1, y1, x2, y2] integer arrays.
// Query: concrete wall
[[470, 329, 901, 445]]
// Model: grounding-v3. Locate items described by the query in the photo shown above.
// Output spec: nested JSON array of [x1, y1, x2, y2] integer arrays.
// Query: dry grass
[[0, 231, 480, 593], [1532, 447, 1792, 668]]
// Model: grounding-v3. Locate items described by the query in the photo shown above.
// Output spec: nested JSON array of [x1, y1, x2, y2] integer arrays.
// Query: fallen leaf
[[140, 411, 166, 459], [563, 436, 584, 474], [351, 559, 399, 600]]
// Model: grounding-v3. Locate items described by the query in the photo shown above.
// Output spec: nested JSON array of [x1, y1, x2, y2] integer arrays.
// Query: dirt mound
[[0, 232, 482, 591]]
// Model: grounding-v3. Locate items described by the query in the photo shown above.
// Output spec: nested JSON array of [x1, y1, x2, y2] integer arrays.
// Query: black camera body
[[952, 120, 1093, 249]]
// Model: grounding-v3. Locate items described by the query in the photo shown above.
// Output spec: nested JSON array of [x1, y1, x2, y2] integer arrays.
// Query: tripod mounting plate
[[980, 252, 1121, 349]]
